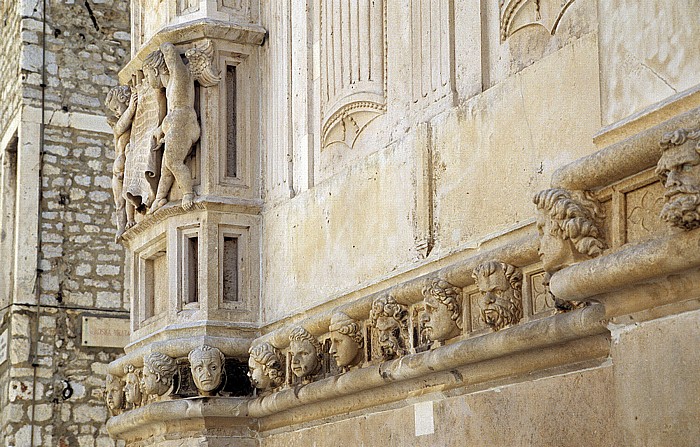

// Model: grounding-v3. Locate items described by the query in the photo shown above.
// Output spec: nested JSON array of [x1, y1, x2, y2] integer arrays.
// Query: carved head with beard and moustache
[[656, 128, 700, 230]]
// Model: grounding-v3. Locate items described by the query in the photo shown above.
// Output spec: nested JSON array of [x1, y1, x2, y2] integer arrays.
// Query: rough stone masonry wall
[[0, 0, 21, 139], [0, 0, 130, 446]]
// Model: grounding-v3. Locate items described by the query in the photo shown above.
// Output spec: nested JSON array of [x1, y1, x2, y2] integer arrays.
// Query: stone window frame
[[134, 233, 168, 329], [216, 51, 253, 191], [217, 223, 250, 311], [178, 224, 201, 311]]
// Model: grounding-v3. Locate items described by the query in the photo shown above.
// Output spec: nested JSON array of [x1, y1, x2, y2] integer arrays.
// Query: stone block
[[611, 309, 700, 446]]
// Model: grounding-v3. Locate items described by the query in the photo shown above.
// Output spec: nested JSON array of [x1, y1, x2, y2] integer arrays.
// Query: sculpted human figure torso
[[106, 86, 138, 242], [148, 42, 201, 213]]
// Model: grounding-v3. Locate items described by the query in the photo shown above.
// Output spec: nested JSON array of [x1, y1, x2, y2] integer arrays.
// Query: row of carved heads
[[107, 127, 694, 403], [245, 265, 526, 393], [105, 345, 225, 416]]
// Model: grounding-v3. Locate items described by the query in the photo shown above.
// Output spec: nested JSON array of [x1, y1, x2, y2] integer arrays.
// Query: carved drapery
[[320, 0, 386, 149]]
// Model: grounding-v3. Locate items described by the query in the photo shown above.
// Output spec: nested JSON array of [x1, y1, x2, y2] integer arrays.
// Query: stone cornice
[[552, 103, 700, 191], [118, 18, 266, 84], [120, 195, 263, 245]]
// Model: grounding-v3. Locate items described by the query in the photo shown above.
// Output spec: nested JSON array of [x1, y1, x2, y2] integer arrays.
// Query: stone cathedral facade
[[2, 0, 700, 446]]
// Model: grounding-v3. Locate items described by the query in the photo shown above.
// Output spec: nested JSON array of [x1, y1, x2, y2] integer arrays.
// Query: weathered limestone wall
[[260, 364, 616, 446], [599, 0, 700, 127], [0, 0, 130, 445], [260, 1, 602, 322], [247, 1, 700, 446], [0, 0, 21, 142]]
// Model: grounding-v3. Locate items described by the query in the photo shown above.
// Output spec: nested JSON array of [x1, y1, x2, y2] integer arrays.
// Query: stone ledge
[[248, 304, 606, 418], [120, 195, 263, 244], [552, 105, 700, 191], [106, 397, 251, 440], [550, 228, 700, 305], [107, 305, 608, 440]]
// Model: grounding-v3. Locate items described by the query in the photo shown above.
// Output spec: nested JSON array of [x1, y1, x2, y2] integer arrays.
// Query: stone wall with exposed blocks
[[0, 0, 130, 446]]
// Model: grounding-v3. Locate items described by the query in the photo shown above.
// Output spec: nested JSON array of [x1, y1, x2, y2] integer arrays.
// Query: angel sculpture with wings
[[147, 41, 220, 213]]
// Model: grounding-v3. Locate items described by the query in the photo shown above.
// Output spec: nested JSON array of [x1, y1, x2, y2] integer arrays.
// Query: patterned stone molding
[[499, 0, 576, 41]]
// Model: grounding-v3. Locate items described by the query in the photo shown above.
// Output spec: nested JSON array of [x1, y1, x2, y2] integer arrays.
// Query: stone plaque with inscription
[[82, 316, 130, 348]]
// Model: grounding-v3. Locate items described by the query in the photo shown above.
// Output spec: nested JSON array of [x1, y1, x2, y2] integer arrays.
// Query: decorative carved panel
[[410, 0, 454, 107], [320, 0, 386, 149], [625, 181, 668, 244], [468, 290, 487, 333], [529, 270, 555, 315], [499, 0, 576, 42]]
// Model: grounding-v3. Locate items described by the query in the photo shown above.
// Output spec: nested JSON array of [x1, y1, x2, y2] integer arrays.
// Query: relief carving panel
[[529, 269, 555, 315], [500, 0, 576, 41], [625, 181, 668, 243], [320, 0, 386, 149], [410, 0, 454, 107]]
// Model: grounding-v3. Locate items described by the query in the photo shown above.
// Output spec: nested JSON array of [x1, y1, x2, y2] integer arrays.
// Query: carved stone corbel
[[472, 261, 523, 331], [369, 294, 408, 361], [533, 188, 605, 311], [655, 127, 700, 230]]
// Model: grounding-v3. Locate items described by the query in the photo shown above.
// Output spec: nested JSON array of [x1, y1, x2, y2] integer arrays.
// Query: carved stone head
[[533, 188, 605, 274], [105, 374, 125, 415], [248, 342, 284, 391], [188, 345, 225, 396], [288, 326, 322, 379], [142, 49, 167, 89], [369, 294, 408, 360], [141, 352, 177, 399], [472, 261, 523, 331], [328, 312, 364, 368], [123, 365, 142, 408], [105, 85, 131, 118], [420, 279, 462, 342], [656, 128, 700, 230]]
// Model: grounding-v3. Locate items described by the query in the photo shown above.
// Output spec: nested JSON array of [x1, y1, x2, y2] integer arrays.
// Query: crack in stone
[[639, 62, 677, 94], [82, 0, 100, 31]]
